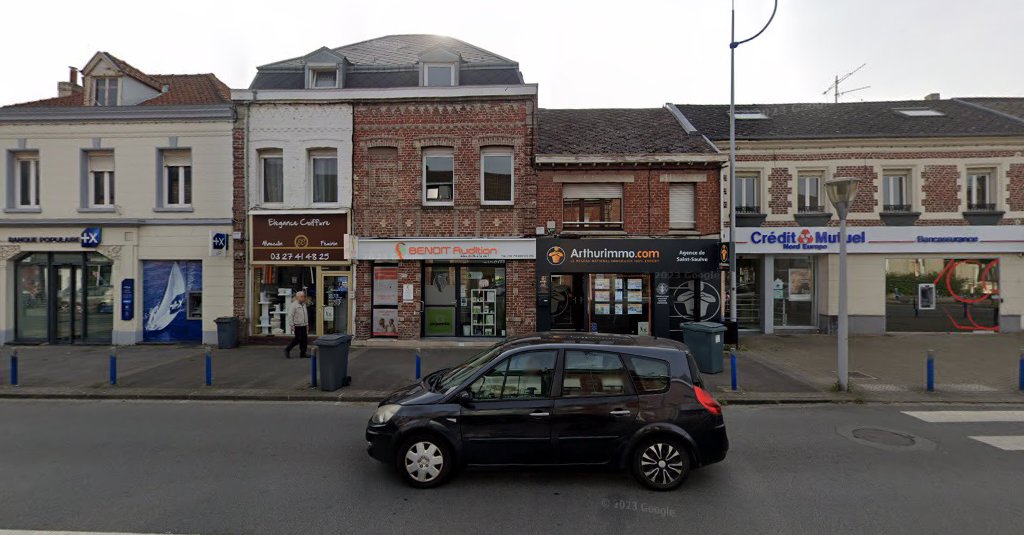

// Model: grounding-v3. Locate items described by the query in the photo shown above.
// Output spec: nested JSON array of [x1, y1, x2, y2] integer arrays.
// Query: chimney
[[58, 66, 81, 98], [924, 92, 940, 101]]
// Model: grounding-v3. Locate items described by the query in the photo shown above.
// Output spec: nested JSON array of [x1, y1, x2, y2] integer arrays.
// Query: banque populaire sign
[[536, 238, 720, 274], [251, 214, 348, 262]]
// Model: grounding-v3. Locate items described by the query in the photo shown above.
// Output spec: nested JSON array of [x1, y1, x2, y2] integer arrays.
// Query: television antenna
[[823, 63, 870, 103]]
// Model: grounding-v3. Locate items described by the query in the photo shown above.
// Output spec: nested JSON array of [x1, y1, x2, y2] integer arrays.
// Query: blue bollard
[[416, 353, 422, 380], [10, 353, 17, 386], [1018, 349, 1023, 392], [730, 353, 738, 391], [205, 350, 212, 386], [109, 354, 117, 386], [926, 349, 935, 392], [311, 349, 318, 388]]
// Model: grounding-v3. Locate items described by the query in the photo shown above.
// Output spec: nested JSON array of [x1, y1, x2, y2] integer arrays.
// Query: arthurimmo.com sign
[[537, 238, 719, 274]]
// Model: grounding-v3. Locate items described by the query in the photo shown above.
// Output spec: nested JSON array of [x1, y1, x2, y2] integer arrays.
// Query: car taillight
[[694, 385, 722, 416]]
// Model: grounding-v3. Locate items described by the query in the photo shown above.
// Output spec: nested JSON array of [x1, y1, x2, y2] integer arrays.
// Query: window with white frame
[[735, 173, 759, 212], [311, 69, 338, 88], [797, 174, 822, 212], [480, 148, 513, 205], [966, 169, 995, 210], [423, 148, 454, 204], [882, 172, 909, 211], [424, 64, 455, 87], [88, 152, 115, 207], [260, 150, 284, 204], [93, 78, 118, 106], [669, 183, 696, 230], [310, 150, 338, 204], [162, 150, 192, 207], [15, 152, 40, 208], [562, 183, 623, 230]]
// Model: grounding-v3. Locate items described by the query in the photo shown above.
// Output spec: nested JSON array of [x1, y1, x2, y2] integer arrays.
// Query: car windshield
[[435, 343, 504, 393]]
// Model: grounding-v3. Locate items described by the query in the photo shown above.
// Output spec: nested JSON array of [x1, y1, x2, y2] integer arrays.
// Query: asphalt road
[[1, 400, 1023, 535]]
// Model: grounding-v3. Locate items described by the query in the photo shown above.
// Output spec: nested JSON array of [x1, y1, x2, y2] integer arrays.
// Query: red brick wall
[[231, 119, 249, 341], [836, 165, 878, 213], [506, 259, 536, 335], [922, 164, 960, 213], [767, 167, 793, 215], [1008, 163, 1024, 212], [536, 168, 721, 236]]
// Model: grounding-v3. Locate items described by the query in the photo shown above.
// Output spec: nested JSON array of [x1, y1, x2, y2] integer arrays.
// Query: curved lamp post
[[825, 176, 861, 391]]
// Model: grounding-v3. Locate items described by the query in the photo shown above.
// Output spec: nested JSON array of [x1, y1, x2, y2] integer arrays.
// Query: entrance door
[[423, 265, 457, 337], [318, 271, 350, 335], [55, 265, 83, 343], [549, 274, 584, 331]]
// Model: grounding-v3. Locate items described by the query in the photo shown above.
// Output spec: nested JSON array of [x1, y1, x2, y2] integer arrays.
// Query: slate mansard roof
[[537, 108, 719, 158], [249, 34, 524, 90], [673, 99, 1024, 141]]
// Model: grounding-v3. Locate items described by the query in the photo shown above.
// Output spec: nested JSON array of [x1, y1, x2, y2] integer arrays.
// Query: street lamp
[[825, 176, 861, 392]]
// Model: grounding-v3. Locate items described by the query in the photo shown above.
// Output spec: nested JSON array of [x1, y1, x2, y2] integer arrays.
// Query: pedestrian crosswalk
[[903, 410, 1024, 451]]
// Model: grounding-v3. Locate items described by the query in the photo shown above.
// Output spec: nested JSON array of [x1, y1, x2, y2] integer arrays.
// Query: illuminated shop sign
[[732, 226, 1024, 254]]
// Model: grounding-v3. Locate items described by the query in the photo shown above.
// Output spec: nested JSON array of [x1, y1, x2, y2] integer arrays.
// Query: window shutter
[[163, 150, 191, 167], [88, 153, 114, 173], [669, 183, 695, 229], [562, 183, 622, 199]]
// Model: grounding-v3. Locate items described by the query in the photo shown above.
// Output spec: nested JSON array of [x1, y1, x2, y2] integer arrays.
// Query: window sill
[[480, 202, 514, 207], [4, 207, 41, 213], [560, 230, 627, 236], [153, 206, 194, 213], [667, 229, 701, 236], [78, 207, 117, 213], [422, 202, 455, 208]]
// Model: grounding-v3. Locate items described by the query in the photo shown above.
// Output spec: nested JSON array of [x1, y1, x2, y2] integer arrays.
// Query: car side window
[[562, 350, 630, 397], [468, 350, 557, 401], [626, 355, 671, 394]]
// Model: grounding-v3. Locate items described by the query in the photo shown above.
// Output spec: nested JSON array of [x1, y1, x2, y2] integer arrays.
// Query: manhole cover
[[851, 427, 916, 447]]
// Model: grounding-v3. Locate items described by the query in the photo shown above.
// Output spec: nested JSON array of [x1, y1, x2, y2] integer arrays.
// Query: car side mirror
[[456, 390, 472, 406]]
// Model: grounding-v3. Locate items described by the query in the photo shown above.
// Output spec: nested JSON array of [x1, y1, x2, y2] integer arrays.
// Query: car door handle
[[610, 409, 631, 416], [529, 411, 550, 417]]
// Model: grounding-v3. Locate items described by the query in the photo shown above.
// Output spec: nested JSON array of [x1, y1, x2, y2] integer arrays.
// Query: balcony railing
[[797, 204, 826, 213], [967, 202, 997, 211], [736, 205, 761, 214], [883, 203, 912, 212]]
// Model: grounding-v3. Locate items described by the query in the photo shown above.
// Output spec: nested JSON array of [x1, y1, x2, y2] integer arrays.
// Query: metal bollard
[[926, 349, 935, 392], [730, 353, 738, 391], [416, 353, 422, 380], [109, 353, 117, 386], [10, 352, 17, 386], [311, 348, 318, 388], [205, 350, 212, 386]]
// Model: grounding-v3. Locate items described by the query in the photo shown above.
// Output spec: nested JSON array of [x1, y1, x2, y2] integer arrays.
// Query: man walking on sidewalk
[[285, 291, 310, 359]]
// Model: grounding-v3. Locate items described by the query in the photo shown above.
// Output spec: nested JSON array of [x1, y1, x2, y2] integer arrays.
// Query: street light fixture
[[825, 176, 861, 392]]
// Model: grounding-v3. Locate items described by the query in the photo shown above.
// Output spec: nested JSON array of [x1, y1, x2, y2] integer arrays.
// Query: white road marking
[[0, 531, 195, 535], [901, 410, 1024, 423], [969, 436, 1024, 451]]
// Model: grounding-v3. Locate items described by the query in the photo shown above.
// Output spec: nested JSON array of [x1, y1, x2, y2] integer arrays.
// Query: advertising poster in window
[[373, 266, 398, 305], [372, 309, 398, 337], [594, 278, 610, 290], [142, 260, 203, 342], [594, 291, 610, 302], [594, 303, 611, 315], [627, 290, 643, 302], [627, 279, 643, 290], [424, 307, 456, 336], [788, 268, 812, 301], [627, 304, 644, 315]]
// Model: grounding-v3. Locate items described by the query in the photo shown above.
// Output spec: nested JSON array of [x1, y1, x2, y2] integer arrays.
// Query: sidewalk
[[0, 333, 1022, 404]]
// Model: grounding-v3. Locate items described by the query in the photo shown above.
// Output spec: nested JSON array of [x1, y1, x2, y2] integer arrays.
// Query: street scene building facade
[[534, 107, 725, 340], [0, 53, 234, 345], [675, 98, 1024, 334]]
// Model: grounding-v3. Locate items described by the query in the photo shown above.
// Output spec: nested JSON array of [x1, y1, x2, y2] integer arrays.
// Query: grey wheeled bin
[[313, 334, 353, 391], [214, 317, 239, 349], [681, 321, 726, 374]]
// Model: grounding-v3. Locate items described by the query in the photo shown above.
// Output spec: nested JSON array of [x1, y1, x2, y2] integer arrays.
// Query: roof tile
[[538, 108, 717, 156]]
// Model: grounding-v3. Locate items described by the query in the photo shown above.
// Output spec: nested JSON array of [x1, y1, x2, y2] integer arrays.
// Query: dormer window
[[312, 69, 338, 88], [424, 64, 455, 87], [94, 77, 119, 106]]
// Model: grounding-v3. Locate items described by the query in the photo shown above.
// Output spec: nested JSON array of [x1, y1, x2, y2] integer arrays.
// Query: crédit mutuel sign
[[732, 226, 1024, 254]]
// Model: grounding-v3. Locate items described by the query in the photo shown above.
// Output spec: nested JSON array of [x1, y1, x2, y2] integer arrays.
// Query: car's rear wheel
[[395, 435, 454, 489], [632, 437, 691, 491]]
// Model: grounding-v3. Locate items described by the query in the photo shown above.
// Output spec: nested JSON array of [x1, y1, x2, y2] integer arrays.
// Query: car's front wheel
[[632, 437, 691, 491], [395, 435, 454, 489]]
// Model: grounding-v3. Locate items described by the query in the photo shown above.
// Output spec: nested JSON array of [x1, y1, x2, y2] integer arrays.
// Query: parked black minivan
[[366, 332, 727, 490]]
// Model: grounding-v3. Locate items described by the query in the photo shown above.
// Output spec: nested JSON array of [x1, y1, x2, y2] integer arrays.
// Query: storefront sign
[[209, 232, 229, 257], [536, 238, 720, 274], [251, 214, 348, 262], [730, 226, 1024, 254], [80, 227, 102, 248], [121, 278, 134, 321], [356, 238, 535, 260]]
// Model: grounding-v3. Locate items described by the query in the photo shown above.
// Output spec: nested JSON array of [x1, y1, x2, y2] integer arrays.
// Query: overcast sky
[[3, 0, 1022, 108]]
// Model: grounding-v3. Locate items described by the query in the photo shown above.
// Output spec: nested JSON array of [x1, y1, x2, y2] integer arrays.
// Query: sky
[[2, 0, 1022, 108]]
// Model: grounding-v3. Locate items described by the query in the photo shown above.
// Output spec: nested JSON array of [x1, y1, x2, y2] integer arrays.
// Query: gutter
[[0, 104, 233, 123], [535, 153, 728, 165]]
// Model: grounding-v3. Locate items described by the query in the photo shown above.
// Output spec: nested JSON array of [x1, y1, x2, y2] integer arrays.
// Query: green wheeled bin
[[682, 321, 726, 374]]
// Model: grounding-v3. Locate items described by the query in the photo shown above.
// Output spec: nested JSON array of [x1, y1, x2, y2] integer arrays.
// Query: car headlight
[[371, 404, 401, 425]]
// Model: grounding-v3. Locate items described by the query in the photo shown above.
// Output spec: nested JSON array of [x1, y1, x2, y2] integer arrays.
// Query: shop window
[[460, 266, 506, 337], [562, 350, 629, 397], [669, 183, 695, 230], [260, 150, 284, 204], [735, 257, 762, 330], [772, 257, 815, 327], [424, 265, 457, 336], [797, 174, 822, 212], [736, 173, 760, 213], [885, 257, 999, 332], [372, 264, 399, 337], [667, 272, 722, 341], [589, 274, 649, 335], [254, 265, 317, 336], [562, 183, 623, 231], [481, 149, 514, 205], [423, 149, 454, 205], [310, 150, 338, 204]]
